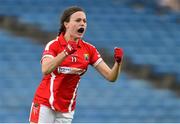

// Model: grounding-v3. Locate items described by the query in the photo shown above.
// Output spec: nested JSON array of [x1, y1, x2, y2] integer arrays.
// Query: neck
[[64, 33, 79, 42]]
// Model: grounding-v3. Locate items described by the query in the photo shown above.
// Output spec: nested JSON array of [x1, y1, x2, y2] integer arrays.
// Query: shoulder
[[81, 40, 97, 49], [44, 37, 59, 50], [81, 40, 101, 57]]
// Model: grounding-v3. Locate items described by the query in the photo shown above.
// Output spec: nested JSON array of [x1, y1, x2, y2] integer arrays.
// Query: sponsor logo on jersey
[[58, 67, 72, 74], [57, 66, 86, 75]]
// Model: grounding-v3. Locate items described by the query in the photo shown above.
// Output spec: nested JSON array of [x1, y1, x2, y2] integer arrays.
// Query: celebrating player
[[29, 6, 124, 123]]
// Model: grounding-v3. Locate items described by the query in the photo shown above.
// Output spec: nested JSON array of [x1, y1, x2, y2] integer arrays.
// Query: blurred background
[[0, 0, 180, 122]]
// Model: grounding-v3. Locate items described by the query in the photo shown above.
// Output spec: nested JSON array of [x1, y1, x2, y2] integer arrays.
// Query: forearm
[[42, 40, 78, 75], [107, 47, 123, 82], [108, 62, 122, 82], [42, 51, 67, 75], [95, 60, 122, 82]]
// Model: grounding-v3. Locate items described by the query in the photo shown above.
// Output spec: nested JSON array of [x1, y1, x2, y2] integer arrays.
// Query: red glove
[[64, 41, 77, 55], [114, 47, 123, 63]]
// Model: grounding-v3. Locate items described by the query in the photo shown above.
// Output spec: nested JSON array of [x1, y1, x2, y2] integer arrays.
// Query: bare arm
[[42, 51, 67, 75], [95, 60, 122, 82], [95, 47, 123, 82], [42, 41, 78, 75]]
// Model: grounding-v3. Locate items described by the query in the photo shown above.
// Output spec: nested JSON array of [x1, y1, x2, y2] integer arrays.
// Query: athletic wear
[[32, 33, 102, 113], [29, 102, 74, 123]]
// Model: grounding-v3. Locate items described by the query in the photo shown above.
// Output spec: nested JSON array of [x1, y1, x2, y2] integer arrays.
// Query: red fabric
[[29, 103, 40, 123], [33, 33, 101, 112], [64, 41, 78, 55], [114, 47, 124, 63]]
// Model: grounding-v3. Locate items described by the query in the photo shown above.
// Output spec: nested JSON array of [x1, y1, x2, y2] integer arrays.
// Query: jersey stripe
[[42, 55, 54, 59], [29, 102, 34, 122], [68, 80, 80, 112], [40, 55, 54, 64], [45, 37, 58, 50], [49, 72, 56, 110], [93, 58, 103, 67]]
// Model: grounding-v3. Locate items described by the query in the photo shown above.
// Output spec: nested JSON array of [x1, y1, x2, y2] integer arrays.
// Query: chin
[[76, 34, 84, 39]]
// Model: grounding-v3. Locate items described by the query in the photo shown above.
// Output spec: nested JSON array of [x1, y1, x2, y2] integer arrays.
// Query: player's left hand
[[114, 47, 123, 63]]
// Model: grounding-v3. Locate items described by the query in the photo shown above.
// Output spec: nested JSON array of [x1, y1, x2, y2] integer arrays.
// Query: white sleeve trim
[[93, 58, 103, 67], [40, 55, 54, 63]]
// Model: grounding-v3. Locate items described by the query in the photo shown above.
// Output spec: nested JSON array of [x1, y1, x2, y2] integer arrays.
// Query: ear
[[64, 22, 69, 29]]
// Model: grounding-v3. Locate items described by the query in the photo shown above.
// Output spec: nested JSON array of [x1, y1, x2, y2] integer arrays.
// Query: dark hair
[[58, 6, 84, 35]]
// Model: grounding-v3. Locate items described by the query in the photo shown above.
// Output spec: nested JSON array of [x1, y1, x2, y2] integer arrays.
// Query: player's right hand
[[64, 41, 78, 55]]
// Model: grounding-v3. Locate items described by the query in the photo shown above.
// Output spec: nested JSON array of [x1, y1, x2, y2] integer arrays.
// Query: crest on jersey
[[84, 54, 89, 61], [32, 103, 40, 115]]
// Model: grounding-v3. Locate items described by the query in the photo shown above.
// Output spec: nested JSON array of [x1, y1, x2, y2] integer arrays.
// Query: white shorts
[[29, 102, 74, 123]]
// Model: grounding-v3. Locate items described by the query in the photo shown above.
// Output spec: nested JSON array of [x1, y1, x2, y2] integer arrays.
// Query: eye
[[75, 18, 81, 22], [83, 19, 87, 23]]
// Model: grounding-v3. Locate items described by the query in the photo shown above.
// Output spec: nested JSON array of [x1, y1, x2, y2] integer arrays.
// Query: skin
[[41, 11, 123, 82]]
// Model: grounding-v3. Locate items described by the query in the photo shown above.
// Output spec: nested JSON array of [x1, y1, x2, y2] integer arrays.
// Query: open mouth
[[77, 28, 84, 33]]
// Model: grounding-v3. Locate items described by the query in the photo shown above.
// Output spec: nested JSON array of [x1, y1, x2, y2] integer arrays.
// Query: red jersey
[[33, 33, 102, 112]]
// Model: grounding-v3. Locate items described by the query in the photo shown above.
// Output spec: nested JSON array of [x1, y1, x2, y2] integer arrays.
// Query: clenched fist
[[114, 47, 123, 63], [64, 41, 78, 55]]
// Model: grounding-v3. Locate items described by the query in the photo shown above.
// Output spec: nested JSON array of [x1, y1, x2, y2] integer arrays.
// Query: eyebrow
[[75, 17, 86, 19]]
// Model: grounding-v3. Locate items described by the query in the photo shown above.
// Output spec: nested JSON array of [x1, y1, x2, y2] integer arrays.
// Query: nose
[[80, 21, 85, 26]]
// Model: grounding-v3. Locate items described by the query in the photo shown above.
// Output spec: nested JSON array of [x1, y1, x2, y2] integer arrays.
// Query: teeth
[[78, 28, 84, 33]]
